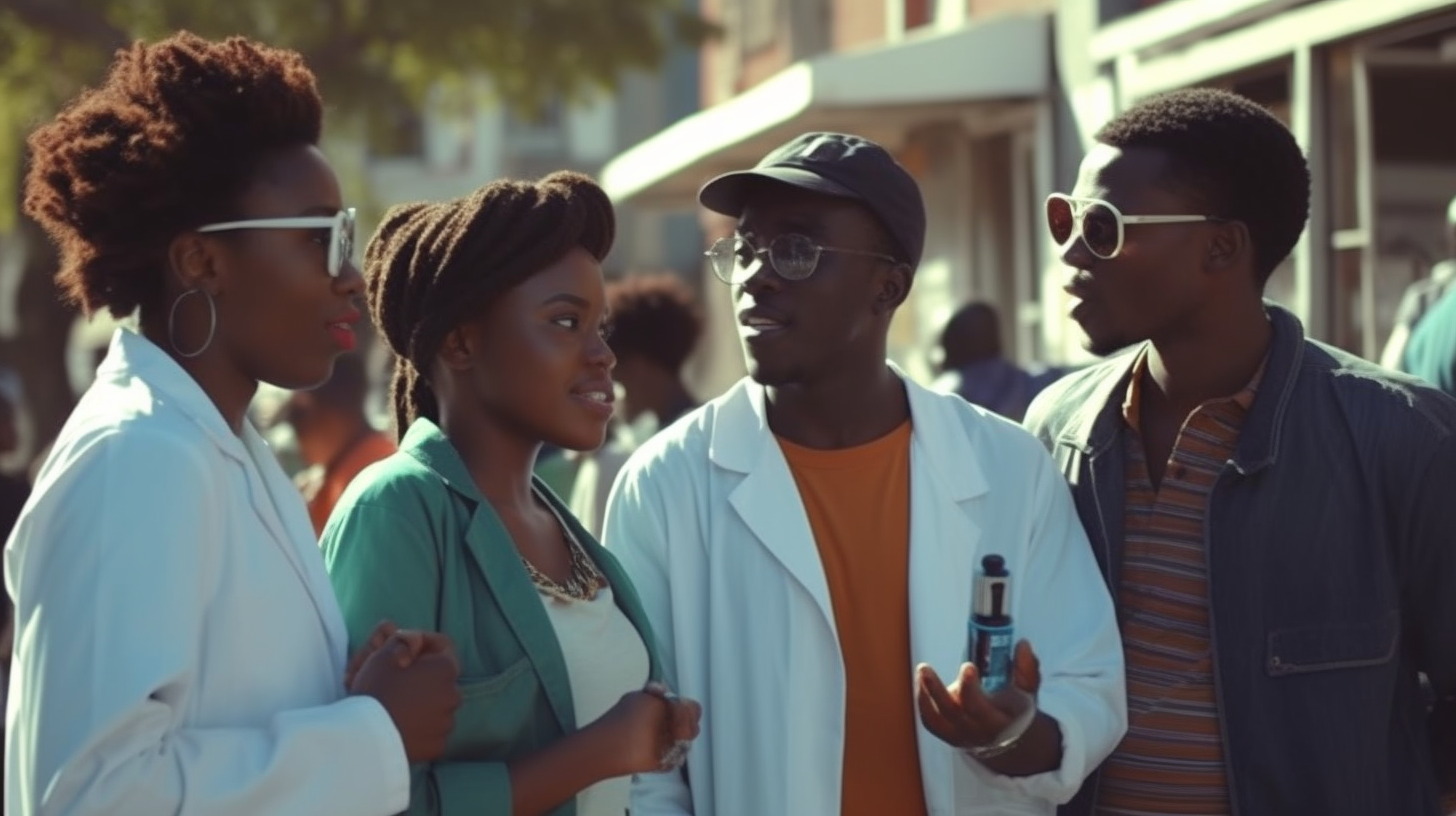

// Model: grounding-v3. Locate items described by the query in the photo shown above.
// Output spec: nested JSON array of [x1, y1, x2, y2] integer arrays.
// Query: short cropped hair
[[1095, 87, 1311, 284]]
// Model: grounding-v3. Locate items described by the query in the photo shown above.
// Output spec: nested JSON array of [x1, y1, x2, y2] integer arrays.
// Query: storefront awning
[[602, 13, 1051, 206]]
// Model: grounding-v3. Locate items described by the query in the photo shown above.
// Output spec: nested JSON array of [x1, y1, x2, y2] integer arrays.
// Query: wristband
[[966, 693, 1038, 761]]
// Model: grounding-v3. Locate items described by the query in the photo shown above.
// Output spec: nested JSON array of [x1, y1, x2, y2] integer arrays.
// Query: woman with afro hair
[[6, 32, 462, 816]]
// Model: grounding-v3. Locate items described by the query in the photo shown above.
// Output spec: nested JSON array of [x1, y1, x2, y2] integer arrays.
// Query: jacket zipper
[[1205, 466, 1241, 816]]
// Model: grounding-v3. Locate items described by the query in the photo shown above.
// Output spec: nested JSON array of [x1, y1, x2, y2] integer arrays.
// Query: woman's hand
[[590, 684, 702, 777], [344, 619, 456, 689]]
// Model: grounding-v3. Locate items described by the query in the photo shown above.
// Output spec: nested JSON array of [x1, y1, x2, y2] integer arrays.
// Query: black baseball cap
[[698, 132, 927, 270]]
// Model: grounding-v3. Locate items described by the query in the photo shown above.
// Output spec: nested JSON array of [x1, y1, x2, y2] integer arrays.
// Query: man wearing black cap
[[602, 132, 1125, 815]]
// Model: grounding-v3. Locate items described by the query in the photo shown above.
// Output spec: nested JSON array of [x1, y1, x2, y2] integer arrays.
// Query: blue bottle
[[969, 554, 1014, 693]]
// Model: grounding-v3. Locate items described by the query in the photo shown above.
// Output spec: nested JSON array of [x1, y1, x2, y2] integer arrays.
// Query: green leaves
[[0, 0, 721, 225]]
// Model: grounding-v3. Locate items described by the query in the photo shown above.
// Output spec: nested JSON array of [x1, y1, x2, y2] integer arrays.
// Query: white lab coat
[[603, 372, 1126, 816], [4, 329, 410, 816]]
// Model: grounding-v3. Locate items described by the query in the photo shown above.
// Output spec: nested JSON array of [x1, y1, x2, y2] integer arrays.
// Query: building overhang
[[602, 12, 1050, 207]]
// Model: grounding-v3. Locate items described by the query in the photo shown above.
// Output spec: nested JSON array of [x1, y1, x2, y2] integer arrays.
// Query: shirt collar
[[1122, 347, 1267, 434]]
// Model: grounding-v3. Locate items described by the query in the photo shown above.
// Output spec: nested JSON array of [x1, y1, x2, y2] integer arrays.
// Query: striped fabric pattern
[[1096, 351, 1262, 816]]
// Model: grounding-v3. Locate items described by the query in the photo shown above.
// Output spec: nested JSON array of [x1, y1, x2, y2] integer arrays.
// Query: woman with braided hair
[[322, 171, 701, 816], [6, 31, 463, 816]]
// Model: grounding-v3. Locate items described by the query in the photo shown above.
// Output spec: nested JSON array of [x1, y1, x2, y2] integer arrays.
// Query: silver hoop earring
[[168, 288, 217, 359]]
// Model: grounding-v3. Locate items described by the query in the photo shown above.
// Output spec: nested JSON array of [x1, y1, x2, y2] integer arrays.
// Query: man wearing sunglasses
[[603, 132, 1126, 815], [1025, 88, 1456, 816]]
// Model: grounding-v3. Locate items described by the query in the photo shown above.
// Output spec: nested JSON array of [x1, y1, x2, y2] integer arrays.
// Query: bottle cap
[[974, 554, 1011, 619]]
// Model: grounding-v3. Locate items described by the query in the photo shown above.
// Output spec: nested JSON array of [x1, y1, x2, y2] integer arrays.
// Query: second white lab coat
[[603, 371, 1126, 816], [4, 329, 410, 816]]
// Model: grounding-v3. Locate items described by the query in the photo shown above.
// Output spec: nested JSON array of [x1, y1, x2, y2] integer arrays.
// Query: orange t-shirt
[[778, 421, 928, 816], [305, 431, 397, 535]]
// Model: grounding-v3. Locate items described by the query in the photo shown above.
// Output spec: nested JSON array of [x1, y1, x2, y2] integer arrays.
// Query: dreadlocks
[[364, 171, 615, 438]]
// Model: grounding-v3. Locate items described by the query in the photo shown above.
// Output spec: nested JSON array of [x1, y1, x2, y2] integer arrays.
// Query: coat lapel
[[241, 423, 350, 667], [710, 382, 838, 639], [901, 379, 989, 815], [108, 330, 347, 667], [398, 421, 579, 732], [462, 484, 578, 732]]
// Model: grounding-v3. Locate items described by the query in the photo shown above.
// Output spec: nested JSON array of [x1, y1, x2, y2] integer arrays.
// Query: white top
[[539, 584, 650, 816], [603, 369, 1128, 816], [5, 329, 409, 816]]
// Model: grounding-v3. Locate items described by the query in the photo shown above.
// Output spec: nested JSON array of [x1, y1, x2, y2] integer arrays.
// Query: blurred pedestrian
[[1028, 87, 1456, 816], [324, 171, 701, 816], [0, 377, 31, 718], [932, 301, 1036, 421], [1381, 195, 1456, 371], [0, 378, 31, 540], [1402, 262, 1456, 398], [284, 352, 395, 535], [570, 273, 701, 536], [6, 31, 460, 816]]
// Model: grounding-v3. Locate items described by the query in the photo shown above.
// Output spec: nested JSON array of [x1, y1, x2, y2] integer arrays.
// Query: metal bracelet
[[658, 739, 691, 770], [966, 698, 1038, 762]]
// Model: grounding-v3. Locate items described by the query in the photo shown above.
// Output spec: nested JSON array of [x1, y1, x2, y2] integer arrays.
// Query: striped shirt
[[1096, 350, 1263, 816]]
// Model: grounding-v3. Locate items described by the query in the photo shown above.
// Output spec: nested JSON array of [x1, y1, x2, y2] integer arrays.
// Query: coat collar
[[703, 367, 989, 813], [707, 364, 990, 502], [98, 328, 350, 666], [1058, 303, 1305, 474], [398, 417, 662, 730], [100, 328, 246, 459]]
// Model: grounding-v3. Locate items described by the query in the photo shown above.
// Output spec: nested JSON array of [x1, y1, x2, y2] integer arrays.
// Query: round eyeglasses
[[197, 208, 357, 278], [705, 233, 899, 285]]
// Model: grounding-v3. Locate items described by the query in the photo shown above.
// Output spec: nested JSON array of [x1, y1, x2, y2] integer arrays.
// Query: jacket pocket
[[450, 657, 541, 754], [1265, 611, 1400, 677]]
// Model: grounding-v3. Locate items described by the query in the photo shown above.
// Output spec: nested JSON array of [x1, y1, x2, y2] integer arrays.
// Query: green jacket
[[322, 419, 663, 816]]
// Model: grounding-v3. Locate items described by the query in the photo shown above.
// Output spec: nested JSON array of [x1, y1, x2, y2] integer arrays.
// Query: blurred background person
[[932, 301, 1037, 422], [603, 274, 703, 430], [0, 370, 31, 714], [1381, 194, 1456, 372], [283, 350, 395, 535], [1402, 271, 1456, 398], [0, 371, 32, 540], [570, 273, 701, 537]]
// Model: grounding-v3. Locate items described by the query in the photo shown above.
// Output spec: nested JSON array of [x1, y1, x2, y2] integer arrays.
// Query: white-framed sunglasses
[[1046, 193, 1222, 260], [197, 207, 356, 277]]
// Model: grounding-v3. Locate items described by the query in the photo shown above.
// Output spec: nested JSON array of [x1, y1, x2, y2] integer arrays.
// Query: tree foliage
[[0, 0, 716, 456], [0, 0, 717, 225]]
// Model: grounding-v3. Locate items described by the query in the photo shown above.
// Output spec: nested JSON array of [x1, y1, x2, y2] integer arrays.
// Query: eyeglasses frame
[[196, 207, 357, 278]]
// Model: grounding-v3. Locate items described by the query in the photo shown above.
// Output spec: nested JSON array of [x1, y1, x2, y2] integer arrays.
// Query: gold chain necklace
[[521, 490, 606, 603]]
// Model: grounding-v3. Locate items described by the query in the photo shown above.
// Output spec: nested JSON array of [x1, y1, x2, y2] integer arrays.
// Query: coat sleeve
[[1404, 428, 1456, 794], [601, 456, 695, 816], [963, 441, 1127, 804], [322, 497, 518, 815], [3, 427, 410, 816]]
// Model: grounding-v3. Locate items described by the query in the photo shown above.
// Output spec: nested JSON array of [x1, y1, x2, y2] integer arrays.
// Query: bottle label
[[970, 622, 1014, 693]]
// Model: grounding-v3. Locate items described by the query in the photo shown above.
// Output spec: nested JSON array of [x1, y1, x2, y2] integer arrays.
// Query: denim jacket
[[1025, 305, 1456, 816]]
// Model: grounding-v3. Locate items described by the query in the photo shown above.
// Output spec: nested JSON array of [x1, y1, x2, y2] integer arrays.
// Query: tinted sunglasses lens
[[1081, 204, 1121, 258], [336, 210, 356, 277], [1047, 197, 1075, 245], [769, 234, 818, 280]]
